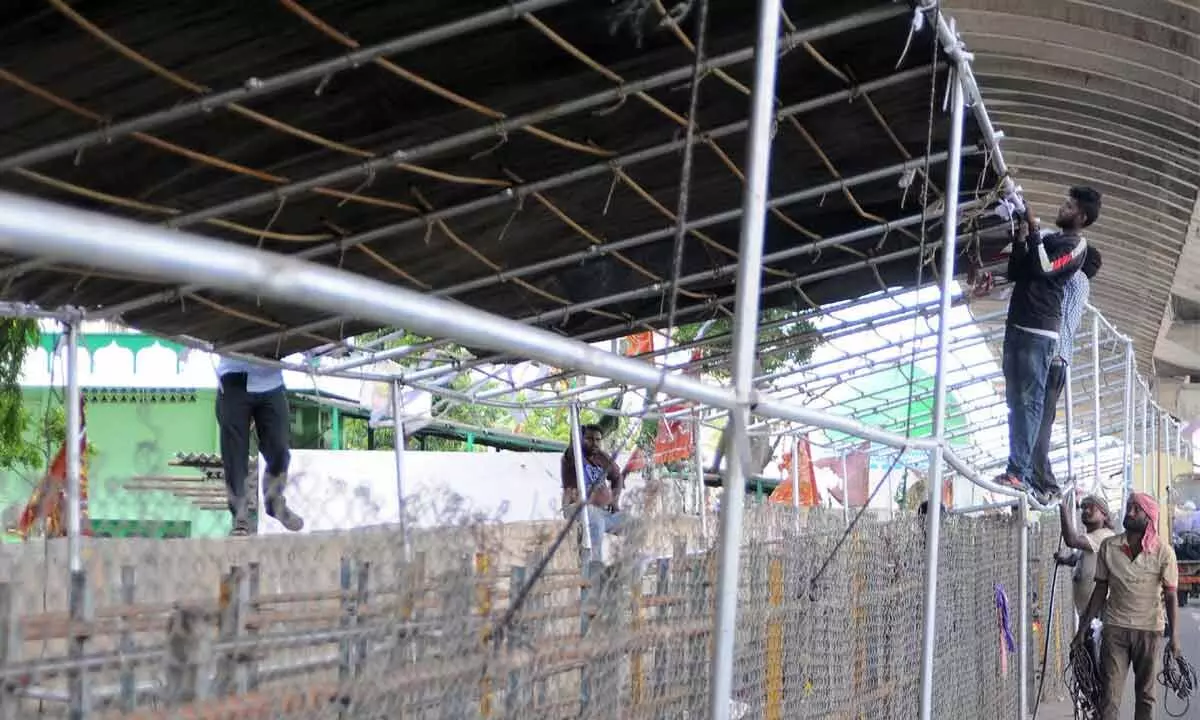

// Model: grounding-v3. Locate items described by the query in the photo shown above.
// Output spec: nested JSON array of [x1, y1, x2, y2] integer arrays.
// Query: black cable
[[1031, 538, 1064, 720], [800, 452, 904, 598], [490, 497, 590, 652], [1159, 645, 1197, 718], [1064, 638, 1103, 720]]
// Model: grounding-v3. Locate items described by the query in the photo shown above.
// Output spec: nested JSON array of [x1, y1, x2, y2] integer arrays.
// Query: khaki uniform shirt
[[1095, 533, 1179, 632], [1073, 526, 1116, 616]]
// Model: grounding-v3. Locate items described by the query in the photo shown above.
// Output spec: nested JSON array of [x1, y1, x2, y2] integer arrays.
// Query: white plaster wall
[[256, 449, 565, 535]]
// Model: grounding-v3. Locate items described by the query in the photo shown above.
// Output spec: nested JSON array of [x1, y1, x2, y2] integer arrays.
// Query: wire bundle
[[1159, 648, 1197, 718], [1065, 641, 1103, 720]]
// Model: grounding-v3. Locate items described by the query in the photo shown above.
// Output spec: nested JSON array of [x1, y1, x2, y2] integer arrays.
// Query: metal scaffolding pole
[[91, 5, 908, 322], [708, 0, 779, 713], [1142, 385, 1150, 492], [65, 318, 89, 720], [1122, 341, 1134, 518], [335, 197, 971, 378], [1164, 415, 1172, 500], [1152, 405, 1159, 495], [1017, 494, 1030, 720], [216, 65, 944, 355], [568, 403, 593, 559], [693, 414, 708, 539], [918, 68, 964, 720], [841, 452, 850, 525], [65, 319, 84, 572], [0, 0, 580, 173], [1065, 362, 1075, 481], [389, 381, 411, 562], [0, 190, 959, 451], [928, 6, 1014, 196], [398, 219, 983, 397], [790, 436, 801, 534], [1092, 313, 1102, 489], [476, 295, 961, 405]]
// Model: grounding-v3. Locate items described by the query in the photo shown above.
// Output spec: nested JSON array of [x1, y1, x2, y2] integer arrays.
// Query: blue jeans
[[564, 504, 628, 563], [1003, 327, 1055, 484]]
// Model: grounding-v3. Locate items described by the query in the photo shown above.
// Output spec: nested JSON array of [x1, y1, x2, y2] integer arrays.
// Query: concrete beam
[[1153, 189, 1200, 421]]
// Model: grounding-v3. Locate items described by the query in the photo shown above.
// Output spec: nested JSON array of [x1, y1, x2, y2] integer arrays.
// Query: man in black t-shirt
[[996, 186, 1101, 499]]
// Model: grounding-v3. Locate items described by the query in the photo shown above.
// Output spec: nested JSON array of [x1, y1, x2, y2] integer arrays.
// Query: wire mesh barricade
[[0, 490, 1086, 720]]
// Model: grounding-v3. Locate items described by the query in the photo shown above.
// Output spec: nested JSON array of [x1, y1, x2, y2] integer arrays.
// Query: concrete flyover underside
[[945, 0, 1200, 419]]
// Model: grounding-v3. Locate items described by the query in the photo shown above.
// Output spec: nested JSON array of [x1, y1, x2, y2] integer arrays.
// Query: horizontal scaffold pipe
[[0, 189, 946, 458]]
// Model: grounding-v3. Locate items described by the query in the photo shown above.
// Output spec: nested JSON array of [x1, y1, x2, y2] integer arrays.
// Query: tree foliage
[[671, 307, 821, 380], [0, 319, 68, 475], [339, 309, 822, 455]]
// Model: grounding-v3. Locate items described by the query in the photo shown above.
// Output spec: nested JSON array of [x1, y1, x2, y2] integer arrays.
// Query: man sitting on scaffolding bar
[[996, 186, 1100, 501], [561, 423, 630, 564]]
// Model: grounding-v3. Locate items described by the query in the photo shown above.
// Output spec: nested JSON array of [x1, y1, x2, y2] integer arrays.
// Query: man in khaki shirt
[[1076, 492, 1181, 720], [1057, 493, 1116, 666]]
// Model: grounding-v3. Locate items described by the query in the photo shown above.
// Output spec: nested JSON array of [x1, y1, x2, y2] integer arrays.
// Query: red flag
[[623, 332, 654, 358], [18, 400, 91, 539], [770, 436, 820, 507], [818, 441, 870, 507], [623, 447, 648, 475], [653, 405, 694, 464]]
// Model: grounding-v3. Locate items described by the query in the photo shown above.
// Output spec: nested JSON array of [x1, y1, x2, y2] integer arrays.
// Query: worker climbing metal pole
[[707, 0, 779, 714], [917, 66, 966, 720]]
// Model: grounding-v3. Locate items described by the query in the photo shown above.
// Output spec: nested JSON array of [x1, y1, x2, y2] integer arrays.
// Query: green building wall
[[0, 387, 229, 540]]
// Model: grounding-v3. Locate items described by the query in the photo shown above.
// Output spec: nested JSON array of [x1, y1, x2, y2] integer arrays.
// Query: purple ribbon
[[995, 584, 1016, 653]]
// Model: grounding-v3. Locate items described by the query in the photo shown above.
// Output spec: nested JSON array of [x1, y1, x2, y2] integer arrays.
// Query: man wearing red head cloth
[[1075, 492, 1180, 720]]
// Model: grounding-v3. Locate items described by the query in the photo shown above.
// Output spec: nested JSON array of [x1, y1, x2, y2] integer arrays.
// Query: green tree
[[671, 307, 821, 381], [0, 319, 66, 474], [339, 308, 822, 459]]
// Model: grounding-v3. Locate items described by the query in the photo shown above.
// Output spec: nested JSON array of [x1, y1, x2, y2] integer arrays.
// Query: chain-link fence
[[0, 492, 1090, 720]]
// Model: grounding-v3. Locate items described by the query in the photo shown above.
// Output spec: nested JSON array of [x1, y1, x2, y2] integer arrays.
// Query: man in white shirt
[[216, 358, 304, 536], [1057, 493, 1115, 665]]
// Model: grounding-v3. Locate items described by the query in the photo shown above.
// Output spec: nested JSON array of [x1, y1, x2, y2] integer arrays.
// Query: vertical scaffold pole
[[1121, 341, 1134, 519], [1091, 313, 1101, 489], [1142, 385, 1150, 492], [693, 413, 707, 539], [789, 436, 801, 534], [1064, 363, 1075, 482], [918, 67, 965, 720], [390, 381, 411, 562], [65, 317, 89, 720], [1017, 494, 1030, 720], [1152, 407, 1159, 496], [568, 403, 593, 559], [707, 0, 780, 715]]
